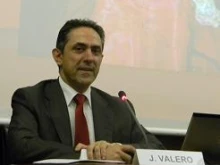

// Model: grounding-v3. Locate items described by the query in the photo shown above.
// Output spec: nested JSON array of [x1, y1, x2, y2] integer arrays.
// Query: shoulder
[[91, 87, 128, 111], [12, 79, 58, 99], [91, 87, 119, 102]]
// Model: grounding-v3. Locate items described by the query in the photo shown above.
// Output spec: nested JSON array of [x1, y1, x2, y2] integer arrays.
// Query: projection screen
[[1, 0, 220, 132]]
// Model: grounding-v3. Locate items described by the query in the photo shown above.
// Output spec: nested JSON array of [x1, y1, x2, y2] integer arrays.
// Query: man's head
[[56, 19, 105, 53], [52, 19, 105, 93]]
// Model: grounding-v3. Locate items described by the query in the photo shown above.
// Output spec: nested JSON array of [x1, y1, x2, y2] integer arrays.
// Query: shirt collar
[[59, 77, 92, 106]]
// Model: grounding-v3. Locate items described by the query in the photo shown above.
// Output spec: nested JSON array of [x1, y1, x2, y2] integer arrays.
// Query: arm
[[126, 99, 165, 149], [74, 98, 165, 163], [8, 89, 79, 164], [130, 123, 165, 149]]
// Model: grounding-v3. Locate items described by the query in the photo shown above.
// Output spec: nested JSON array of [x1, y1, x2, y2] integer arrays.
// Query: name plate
[[133, 149, 205, 165]]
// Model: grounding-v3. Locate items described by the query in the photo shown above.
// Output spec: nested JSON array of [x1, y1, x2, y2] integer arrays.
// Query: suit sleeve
[[130, 123, 165, 149], [8, 89, 80, 164], [126, 100, 165, 149]]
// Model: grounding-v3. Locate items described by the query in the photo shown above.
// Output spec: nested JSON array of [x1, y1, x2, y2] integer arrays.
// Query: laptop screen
[[181, 112, 220, 164]]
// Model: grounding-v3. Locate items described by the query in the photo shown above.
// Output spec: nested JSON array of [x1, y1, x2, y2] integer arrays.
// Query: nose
[[84, 48, 95, 61]]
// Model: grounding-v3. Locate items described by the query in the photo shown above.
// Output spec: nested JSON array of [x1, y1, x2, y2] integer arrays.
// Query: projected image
[[92, 0, 220, 72], [187, 0, 220, 72], [1, 0, 220, 73]]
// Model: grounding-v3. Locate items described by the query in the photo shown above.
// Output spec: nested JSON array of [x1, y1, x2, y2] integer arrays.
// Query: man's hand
[[74, 141, 136, 163], [87, 140, 110, 160], [105, 143, 136, 163], [86, 141, 136, 164], [75, 143, 88, 151]]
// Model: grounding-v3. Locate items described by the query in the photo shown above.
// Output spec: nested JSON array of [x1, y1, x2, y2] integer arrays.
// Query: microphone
[[118, 91, 149, 148]]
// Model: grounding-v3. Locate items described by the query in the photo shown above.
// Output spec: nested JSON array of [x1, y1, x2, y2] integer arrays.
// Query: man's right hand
[[75, 143, 88, 151]]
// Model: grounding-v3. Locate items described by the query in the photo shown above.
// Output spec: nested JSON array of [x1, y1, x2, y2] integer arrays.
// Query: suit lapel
[[91, 88, 113, 142], [45, 80, 72, 145]]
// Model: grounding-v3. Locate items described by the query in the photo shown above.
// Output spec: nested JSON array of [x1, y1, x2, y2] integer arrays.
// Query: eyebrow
[[74, 42, 102, 49]]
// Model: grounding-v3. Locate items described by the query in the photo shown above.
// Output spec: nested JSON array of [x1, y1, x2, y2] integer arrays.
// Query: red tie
[[74, 94, 90, 146]]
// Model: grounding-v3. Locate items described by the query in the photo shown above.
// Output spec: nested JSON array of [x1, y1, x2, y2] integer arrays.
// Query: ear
[[52, 48, 63, 66], [100, 54, 104, 62]]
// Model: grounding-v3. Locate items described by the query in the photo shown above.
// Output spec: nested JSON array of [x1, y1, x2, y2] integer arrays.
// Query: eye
[[91, 47, 102, 56], [73, 45, 85, 53]]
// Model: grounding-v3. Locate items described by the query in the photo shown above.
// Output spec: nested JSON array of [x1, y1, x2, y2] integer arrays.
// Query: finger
[[93, 141, 108, 160], [121, 145, 136, 156], [75, 143, 88, 151], [87, 143, 95, 160], [93, 144, 101, 160], [100, 141, 109, 160], [105, 143, 124, 161], [87, 141, 109, 160], [118, 150, 133, 163]]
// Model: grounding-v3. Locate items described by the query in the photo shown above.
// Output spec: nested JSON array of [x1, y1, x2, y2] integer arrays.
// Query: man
[[8, 19, 164, 164]]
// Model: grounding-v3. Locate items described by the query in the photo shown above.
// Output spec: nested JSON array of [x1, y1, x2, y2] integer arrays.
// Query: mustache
[[78, 66, 95, 71]]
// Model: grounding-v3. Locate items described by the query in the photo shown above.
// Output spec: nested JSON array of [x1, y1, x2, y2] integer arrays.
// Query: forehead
[[67, 27, 102, 46]]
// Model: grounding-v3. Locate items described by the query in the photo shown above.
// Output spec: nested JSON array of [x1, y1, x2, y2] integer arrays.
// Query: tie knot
[[74, 94, 86, 105]]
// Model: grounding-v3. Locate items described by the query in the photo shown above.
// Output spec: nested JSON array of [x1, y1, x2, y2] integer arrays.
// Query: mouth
[[78, 67, 94, 72], [78, 68, 94, 77]]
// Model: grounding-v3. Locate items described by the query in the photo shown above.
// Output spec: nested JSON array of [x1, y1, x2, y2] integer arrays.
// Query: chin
[[80, 79, 94, 86]]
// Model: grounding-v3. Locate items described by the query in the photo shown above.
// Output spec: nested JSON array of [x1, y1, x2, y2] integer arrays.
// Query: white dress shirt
[[59, 77, 95, 146]]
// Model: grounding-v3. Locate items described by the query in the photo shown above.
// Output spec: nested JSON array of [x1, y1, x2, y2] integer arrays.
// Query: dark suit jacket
[[8, 79, 164, 163]]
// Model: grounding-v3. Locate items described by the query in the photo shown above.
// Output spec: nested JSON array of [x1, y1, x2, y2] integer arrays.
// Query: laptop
[[181, 112, 220, 164]]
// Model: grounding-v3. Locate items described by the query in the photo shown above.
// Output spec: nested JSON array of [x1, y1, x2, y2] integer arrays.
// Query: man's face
[[53, 27, 103, 92]]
